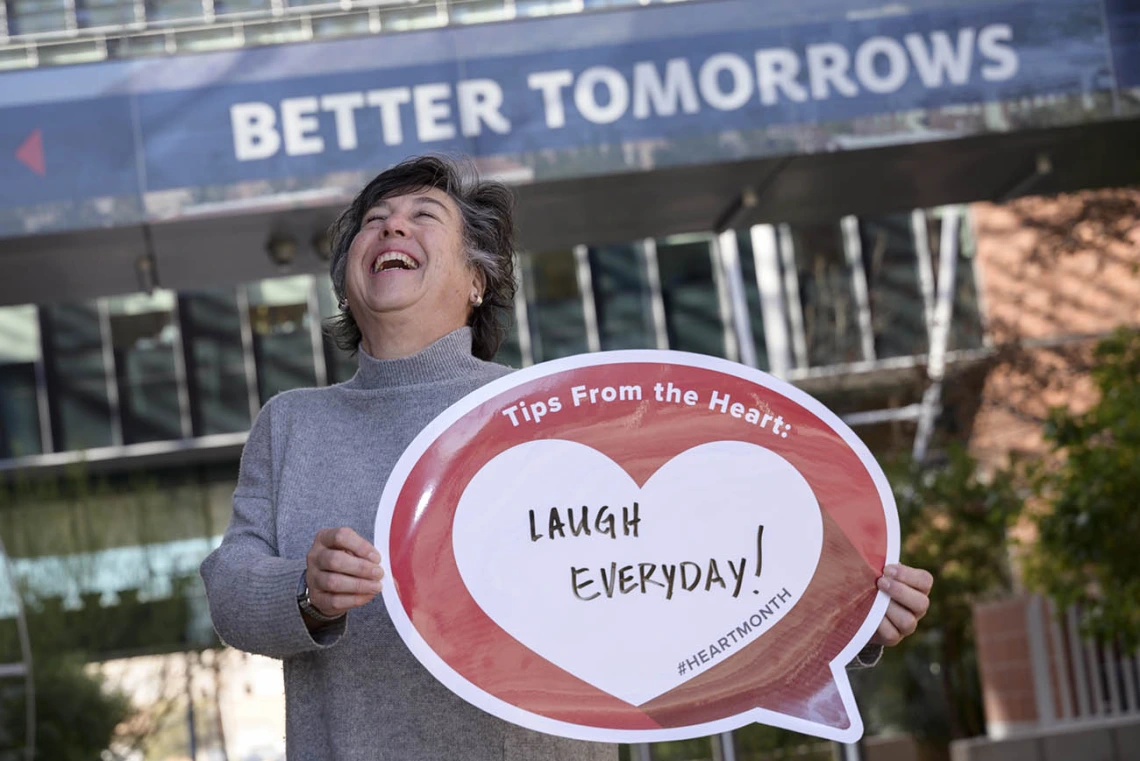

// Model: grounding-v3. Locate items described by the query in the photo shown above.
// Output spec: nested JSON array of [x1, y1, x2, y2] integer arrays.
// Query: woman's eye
[[416, 211, 437, 221]]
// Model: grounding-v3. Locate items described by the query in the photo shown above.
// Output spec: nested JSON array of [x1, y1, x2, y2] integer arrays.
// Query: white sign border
[[375, 349, 900, 744]]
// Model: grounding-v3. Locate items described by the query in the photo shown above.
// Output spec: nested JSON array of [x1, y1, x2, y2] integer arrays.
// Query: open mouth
[[371, 251, 420, 273]]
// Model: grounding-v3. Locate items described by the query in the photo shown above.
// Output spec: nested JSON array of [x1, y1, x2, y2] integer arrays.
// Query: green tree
[[859, 448, 1022, 751], [1023, 328, 1140, 648], [0, 657, 130, 761]]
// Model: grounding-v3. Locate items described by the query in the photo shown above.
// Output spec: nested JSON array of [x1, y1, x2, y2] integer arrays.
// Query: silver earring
[[338, 297, 348, 311], [472, 293, 483, 307]]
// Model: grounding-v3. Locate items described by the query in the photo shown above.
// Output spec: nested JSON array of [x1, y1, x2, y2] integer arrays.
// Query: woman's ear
[[471, 267, 487, 302]]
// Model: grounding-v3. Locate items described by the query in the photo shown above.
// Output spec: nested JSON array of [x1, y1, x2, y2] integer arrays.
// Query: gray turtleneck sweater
[[200, 328, 617, 761]]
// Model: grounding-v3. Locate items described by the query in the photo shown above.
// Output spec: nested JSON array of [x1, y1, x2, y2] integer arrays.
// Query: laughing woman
[[199, 155, 933, 761]]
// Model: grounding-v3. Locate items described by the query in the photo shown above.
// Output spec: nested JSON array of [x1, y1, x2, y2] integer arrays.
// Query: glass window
[[75, 0, 136, 28], [523, 249, 589, 362], [311, 10, 372, 40], [179, 288, 253, 436], [654, 236, 727, 358], [105, 32, 169, 58], [243, 18, 308, 44], [448, 0, 512, 24], [213, 0, 271, 13], [314, 274, 357, 385], [41, 303, 116, 451], [107, 291, 184, 445], [143, 0, 205, 24], [10, 0, 70, 34], [0, 306, 44, 459], [174, 26, 243, 52], [734, 230, 771, 371], [379, 2, 444, 31], [859, 214, 928, 359], [582, 0, 641, 8], [788, 223, 862, 366], [516, 0, 581, 17], [247, 276, 319, 404], [588, 243, 657, 351], [926, 210, 986, 351]]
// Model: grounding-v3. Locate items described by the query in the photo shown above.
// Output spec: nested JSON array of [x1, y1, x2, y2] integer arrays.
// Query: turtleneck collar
[[348, 327, 485, 390]]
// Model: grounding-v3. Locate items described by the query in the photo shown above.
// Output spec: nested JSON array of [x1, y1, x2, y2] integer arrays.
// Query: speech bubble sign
[[375, 351, 899, 744]]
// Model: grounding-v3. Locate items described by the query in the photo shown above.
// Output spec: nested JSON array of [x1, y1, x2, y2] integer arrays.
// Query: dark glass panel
[[41, 303, 115, 451], [589, 243, 657, 351], [525, 249, 589, 361], [180, 288, 252, 436], [655, 237, 727, 358], [788, 224, 862, 366], [859, 214, 929, 359]]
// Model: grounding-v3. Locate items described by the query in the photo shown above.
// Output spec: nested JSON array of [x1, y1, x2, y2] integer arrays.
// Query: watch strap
[[297, 570, 345, 624]]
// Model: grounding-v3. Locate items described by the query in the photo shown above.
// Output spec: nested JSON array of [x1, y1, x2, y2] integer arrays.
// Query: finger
[[883, 600, 918, 637], [884, 564, 933, 594], [319, 527, 382, 563], [311, 570, 384, 596], [872, 617, 903, 647], [313, 593, 377, 616], [319, 549, 385, 581], [877, 575, 931, 619]]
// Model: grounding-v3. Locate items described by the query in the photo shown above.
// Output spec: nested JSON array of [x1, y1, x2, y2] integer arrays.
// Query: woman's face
[[344, 187, 480, 345]]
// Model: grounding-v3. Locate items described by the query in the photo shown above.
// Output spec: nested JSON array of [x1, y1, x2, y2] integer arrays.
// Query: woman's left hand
[[870, 564, 934, 647]]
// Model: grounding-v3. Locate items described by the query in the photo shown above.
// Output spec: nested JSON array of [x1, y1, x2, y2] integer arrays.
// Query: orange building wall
[[968, 189, 1140, 468]]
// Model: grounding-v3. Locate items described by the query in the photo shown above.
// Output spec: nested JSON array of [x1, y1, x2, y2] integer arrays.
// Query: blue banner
[[1105, 0, 1140, 87], [0, 0, 1127, 232]]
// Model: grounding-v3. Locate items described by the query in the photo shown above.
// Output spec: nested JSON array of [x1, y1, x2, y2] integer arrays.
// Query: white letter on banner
[[231, 102, 281, 161], [755, 48, 808, 105], [979, 23, 1018, 81], [806, 43, 859, 98], [905, 29, 975, 87], [528, 70, 574, 128], [699, 53, 754, 111], [855, 36, 910, 94], [414, 83, 457, 142], [632, 59, 699, 119], [320, 92, 365, 151], [280, 97, 325, 156], [366, 87, 411, 146], [575, 66, 630, 124], [457, 79, 511, 136]]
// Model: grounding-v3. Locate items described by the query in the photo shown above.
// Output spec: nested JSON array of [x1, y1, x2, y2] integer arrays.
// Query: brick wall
[[974, 597, 1040, 736], [967, 188, 1140, 469]]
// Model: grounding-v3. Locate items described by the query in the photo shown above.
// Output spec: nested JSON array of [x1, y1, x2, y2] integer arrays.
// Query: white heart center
[[452, 439, 824, 706]]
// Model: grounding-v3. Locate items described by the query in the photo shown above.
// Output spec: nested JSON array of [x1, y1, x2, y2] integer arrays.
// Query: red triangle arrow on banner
[[16, 129, 45, 176]]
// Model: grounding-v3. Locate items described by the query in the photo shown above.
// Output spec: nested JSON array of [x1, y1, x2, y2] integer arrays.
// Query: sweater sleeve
[[200, 399, 346, 659]]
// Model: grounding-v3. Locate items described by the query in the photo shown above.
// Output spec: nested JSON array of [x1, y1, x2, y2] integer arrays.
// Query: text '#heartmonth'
[[675, 587, 794, 678]]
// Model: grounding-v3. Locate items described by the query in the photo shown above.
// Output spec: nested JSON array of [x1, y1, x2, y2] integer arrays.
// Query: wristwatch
[[296, 570, 344, 624]]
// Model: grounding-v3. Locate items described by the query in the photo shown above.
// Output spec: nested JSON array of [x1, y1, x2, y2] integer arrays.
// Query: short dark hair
[[326, 155, 517, 361]]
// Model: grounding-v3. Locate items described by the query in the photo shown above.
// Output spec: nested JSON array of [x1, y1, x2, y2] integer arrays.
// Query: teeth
[[372, 251, 418, 273]]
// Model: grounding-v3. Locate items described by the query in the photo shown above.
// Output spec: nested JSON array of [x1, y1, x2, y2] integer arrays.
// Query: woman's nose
[[381, 215, 409, 237]]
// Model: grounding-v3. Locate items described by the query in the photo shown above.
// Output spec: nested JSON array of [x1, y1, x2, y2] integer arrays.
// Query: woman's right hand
[[304, 527, 385, 621]]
